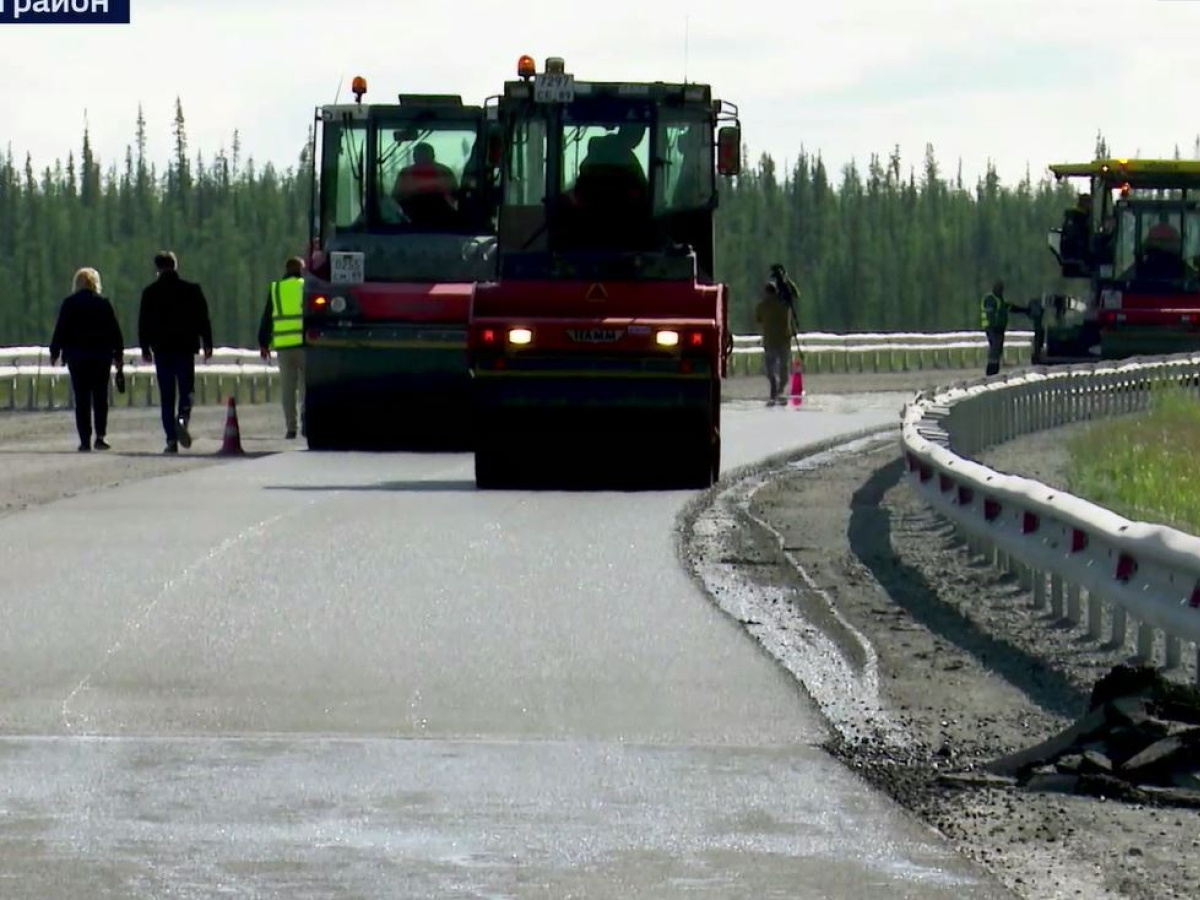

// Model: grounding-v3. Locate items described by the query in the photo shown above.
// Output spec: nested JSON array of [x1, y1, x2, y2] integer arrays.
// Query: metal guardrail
[[732, 330, 1035, 345], [727, 331, 1034, 376], [0, 346, 267, 367], [1, 330, 1030, 410], [1, 347, 278, 412], [900, 355, 1200, 684]]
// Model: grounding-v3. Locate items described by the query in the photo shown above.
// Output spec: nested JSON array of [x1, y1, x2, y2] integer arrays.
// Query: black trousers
[[985, 329, 1006, 376], [154, 352, 196, 441], [68, 359, 111, 444]]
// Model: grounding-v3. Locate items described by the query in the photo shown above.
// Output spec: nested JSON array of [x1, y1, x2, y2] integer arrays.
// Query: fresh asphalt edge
[[676, 420, 916, 752]]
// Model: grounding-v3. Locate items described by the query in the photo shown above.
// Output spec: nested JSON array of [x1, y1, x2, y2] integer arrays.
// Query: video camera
[[769, 263, 795, 304]]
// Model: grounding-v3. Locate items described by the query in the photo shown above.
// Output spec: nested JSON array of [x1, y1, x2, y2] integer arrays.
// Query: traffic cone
[[789, 355, 805, 407], [218, 397, 244, 455]]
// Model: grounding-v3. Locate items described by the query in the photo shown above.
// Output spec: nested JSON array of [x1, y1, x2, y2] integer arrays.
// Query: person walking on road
[[258, 256, 307, 439], [49, 267, 125, 452], [756, 280, 797, 405], [138, 251, 214, 454]]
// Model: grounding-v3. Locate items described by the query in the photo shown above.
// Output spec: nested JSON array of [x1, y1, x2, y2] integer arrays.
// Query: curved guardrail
[[732, 330, 1035, 345], [728, 331, 1034, 375], [900, 355, 1200, 684]]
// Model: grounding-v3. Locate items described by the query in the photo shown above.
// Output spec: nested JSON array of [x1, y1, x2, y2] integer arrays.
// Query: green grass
[[1067, 386, 1200, 534]]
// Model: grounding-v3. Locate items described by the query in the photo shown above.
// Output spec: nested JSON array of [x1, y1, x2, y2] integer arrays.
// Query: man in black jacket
[[138, 251, 214, 453]]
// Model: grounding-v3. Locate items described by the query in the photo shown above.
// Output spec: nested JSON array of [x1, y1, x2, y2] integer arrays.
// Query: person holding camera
[[49, 267, 126, 451], [754, 264, 801, 405], [756, 264, 800, 405]]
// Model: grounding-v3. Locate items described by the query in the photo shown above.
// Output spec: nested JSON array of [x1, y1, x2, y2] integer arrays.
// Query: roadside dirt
[[0, 404, 295, 519], [700, 424, 1200, 900]]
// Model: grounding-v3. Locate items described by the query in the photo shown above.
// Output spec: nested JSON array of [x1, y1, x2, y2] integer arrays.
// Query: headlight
[[508, 328, 532, 345], [330, 296, 348, 314], [655, 329, 680, 347]]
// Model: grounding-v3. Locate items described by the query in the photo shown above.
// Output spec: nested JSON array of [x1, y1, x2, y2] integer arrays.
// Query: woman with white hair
[[49, 267, 125, 451]]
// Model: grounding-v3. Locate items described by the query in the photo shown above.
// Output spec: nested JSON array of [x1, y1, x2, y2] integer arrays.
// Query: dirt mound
[[944, 665, 1200, 807]]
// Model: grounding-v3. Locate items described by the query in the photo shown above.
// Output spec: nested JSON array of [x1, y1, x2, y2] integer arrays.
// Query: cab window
[[655, 116, 713, 214], [374, 122, 479, 230], [320, 121, 368, 233]]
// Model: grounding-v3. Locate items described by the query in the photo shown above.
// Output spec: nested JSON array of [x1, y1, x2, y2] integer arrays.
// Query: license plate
[[534, 73, 575, 103], [330, 251, 365, 284]]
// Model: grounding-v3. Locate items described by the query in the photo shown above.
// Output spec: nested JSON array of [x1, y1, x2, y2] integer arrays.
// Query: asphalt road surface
[[0, 396, 1016, 899]]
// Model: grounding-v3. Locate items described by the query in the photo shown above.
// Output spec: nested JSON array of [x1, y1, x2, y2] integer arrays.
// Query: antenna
[[684, 14, 690, 83], [333, 73, 343, 105]]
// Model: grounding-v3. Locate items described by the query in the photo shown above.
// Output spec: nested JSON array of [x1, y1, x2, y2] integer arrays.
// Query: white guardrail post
[[901, 354, 1200, 685]]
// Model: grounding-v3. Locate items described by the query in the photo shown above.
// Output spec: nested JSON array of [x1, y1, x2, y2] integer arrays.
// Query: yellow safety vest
[[270, 277, 305, 350], [980, 292, 1009, 331]]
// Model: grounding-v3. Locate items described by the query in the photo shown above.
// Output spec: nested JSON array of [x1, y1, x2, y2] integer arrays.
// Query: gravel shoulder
[[0, 403, 297, 519], [691, 414, 1200, 900]]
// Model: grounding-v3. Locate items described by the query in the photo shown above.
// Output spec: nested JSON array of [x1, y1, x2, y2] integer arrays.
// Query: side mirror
[[717, 126, 741, 177]]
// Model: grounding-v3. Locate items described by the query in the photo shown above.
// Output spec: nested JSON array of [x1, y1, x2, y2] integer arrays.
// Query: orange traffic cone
[[218, 397, 244, 455], [789, 355, 805, 407]]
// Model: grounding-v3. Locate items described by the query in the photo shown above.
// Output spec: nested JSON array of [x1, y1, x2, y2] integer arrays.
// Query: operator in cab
[[392, 142, 459, 229], [569, 126, 652, 248], [1060, 193, 1092, 263], [574, 129, 648, 206], [1141, 214, 1183, 279], [1094, 213, 1118, 266]]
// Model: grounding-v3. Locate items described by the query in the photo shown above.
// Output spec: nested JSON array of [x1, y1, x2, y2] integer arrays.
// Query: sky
[[1, 0, 1198, 188]]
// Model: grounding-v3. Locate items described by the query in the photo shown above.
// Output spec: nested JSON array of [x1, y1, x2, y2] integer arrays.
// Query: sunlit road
[[0, 396, 1014, 898]]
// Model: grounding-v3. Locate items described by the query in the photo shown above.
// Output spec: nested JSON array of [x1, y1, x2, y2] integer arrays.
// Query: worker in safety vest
[[258, 256, 307, 438], [981, 279, 1015, 376]]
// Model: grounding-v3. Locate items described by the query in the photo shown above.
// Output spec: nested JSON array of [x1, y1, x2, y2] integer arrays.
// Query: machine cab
[[307, 79, 501, 286], [491, 56, 740, 284], [1048, 159, 1200, 292], [1045, 159, 1200, 359], [1107, 200, 1200, 286]]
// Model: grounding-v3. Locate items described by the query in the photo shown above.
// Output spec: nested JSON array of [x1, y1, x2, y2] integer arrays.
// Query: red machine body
[[467, 57, 741, 488]]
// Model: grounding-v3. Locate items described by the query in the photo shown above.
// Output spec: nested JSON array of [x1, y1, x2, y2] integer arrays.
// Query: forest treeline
[[1, 103, 1194, 344]]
